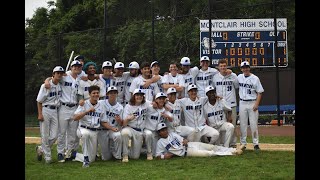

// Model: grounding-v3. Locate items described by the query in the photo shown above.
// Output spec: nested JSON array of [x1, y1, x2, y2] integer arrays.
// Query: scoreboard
[[200, 18, 288, 67]]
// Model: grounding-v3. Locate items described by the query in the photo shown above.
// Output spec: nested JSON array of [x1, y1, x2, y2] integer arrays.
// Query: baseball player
[[212, 59, 239, 147], [77, 61, 106, 100], [238, 61, 264, 150], [195, 56, 219, 97], [150, 61, 164, 92], [66, 55, 86, 78], [176, 84, 220, 144], [165, 87, 197, 141], [204, 86, 235, 147], [155, 123, 243, 160], [99, 86, 124, 160], [112, 62, 130, 106], [121, 89, 151, 162], [179, 57, 199, 98], [43, 60, 82, 162], [35, 66, 64, 164], [162, 62, 185, 97], [124, 61, 140, 104], [98, 61, 114, 99], [73, 85, 107, 168], [144, 92, 173, 159], [129, 62, 160, 101]]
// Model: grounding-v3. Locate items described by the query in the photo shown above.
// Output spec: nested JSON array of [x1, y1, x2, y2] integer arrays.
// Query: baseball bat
[[65, 51, 74, 72]]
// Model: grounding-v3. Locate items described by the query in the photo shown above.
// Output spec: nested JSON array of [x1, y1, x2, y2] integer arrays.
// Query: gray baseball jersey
[[238, 73, 264, 100], [113, 72, 130, 104], [204, 99, 231, 128], [181, 67, 199, 98], [78, 79, 106, 100], [156, 132, 185, 157]]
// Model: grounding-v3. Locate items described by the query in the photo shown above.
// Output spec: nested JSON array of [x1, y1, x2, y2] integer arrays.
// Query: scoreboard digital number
[[200, 18, 288, 68]]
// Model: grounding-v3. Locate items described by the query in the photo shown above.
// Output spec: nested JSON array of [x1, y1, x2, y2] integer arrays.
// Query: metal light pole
[[151, 0, 155, 60], [103, 0, 107, 61], [208, 0, 212, 64], [273, 0, 281, 126]]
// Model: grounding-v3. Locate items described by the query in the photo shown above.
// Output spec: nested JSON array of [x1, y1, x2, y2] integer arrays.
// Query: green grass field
[[25, 144, 294, 180]]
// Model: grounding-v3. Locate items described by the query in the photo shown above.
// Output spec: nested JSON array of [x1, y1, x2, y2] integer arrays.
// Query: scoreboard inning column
[[200, 18, 288, 68]]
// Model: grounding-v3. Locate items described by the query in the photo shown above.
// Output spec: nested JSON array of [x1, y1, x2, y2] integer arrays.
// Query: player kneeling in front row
[[156, 123, 243, 160], [72, 85, 107, 168]]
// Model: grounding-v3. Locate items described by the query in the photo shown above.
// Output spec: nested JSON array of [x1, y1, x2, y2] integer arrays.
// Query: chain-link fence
[[25, 0, 295, 126]]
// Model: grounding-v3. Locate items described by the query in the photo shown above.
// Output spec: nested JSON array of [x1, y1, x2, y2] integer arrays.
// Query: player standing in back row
[[237, 61, 264, 151]]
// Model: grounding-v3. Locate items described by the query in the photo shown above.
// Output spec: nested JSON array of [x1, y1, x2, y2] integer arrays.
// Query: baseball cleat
[[254, 145, 260, 151], [45, 159, 52, 164], [122, 155, 129, 163], [82, 162, 90, 168], [147, 153, 153, 160], [58, 153, 65, 163], [36, 146, 43, 161]]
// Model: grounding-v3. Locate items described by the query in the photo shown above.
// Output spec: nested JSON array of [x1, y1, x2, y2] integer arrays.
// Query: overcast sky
[[25, 0, 56, 20]]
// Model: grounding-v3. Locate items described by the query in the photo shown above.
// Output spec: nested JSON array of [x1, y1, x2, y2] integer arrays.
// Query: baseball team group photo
[[25, 0, 295, 179]]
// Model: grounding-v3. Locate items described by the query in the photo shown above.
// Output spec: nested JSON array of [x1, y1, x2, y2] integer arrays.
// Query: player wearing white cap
[[129, 62, 160, 101], [162, 62, 185, 97], [65, 55, 86, 78], [195, 56, 219, 97], [176, 84, 220, 144], [238, 61, 264, 150], [179, 57, 199, 98], [35, 66, 64, 164], [43, 60, 82, 162], [212, 59, 239, 147], [150, 61, 164, 93], [112, 62, 130, 106], [121, 89, 151, 162], [165, 87, 197, 141], [99, 86, 124, 160], [204, 86, 234, 147], [77, 61, 106, 100], [124, 61, 140, 104], [155, 123, 243, 160], [99, 61, 114, 99], [72, 85, 107, 168], [144, 92, 173, 159]]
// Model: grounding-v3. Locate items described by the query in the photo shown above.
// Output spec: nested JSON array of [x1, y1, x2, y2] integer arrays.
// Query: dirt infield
[[25, 125, 295, 151]]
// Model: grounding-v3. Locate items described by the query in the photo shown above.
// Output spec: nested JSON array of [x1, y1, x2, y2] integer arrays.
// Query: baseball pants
[[186, 142, 236, 157], [98, 130, 122, 160], [57, 105, 79, 154], [75, 127, 98, 163], [230, 106, 238, 146], [239, 101, 259, 146], [213, 122, 235, 147], [97, 130, 109, 160], [144, 129, 159, 157], [168, 125, 198, 142], [121, 127, 144, 159], [194, 125, 220, 144], [40, 107, 59, 161]]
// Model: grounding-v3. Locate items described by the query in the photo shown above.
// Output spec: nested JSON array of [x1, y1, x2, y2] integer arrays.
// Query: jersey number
[[227, 86, 232, 91], [247, 89, 251, 94]]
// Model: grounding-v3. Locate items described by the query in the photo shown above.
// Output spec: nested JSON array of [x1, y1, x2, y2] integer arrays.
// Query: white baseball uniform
[[165, 100, 197, 141], [212, 72, 239, 146], [36, 80, 62, 161], [156, 132, 238, 157], [144, 105, 173, 156], [129, 76, 160, 101], [195, 67, 218, 97], [121, 101, 150, 159], [66, 70, 86, 78], [124, 75, 138, 104], [181, 67, 199, 98], [99, 99, 124, 160], [74, 100, 106, 163], [162, 73, 185, 96], [238, 73, 264, 146], [99, 74, 114, 98], [112, 72, 130, 105], [176, 97, 219, 144], [204, 99, 234, 147], [57, 74, 80, 155], [77, 79, 106, 100], [155, 75, 164, 93]]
